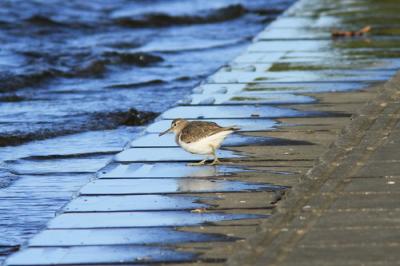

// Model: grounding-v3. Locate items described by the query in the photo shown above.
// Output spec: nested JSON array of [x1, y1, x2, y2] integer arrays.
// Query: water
[[0, 0, 294, 262]]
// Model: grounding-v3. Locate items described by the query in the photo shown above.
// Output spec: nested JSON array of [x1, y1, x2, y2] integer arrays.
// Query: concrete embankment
[[5, 0, 400, 265]]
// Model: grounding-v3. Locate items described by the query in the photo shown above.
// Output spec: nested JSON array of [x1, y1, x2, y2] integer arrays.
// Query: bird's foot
[[209, 158, 221, 166], [187, 160, 207, 166]]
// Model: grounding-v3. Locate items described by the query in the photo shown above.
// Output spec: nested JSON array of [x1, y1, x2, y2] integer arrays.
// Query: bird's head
[[159, 118, 188, 136]]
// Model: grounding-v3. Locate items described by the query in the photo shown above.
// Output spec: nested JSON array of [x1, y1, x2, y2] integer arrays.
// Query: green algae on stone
[[344, 49, 400, 59], [373, 28, 400, 36], [244, 86, 303, 92], [270, 60, 395, 71], [254, 77, 269, 81], [333, 38, 400, 50], [326, 7, 400, 19], [268, 63, 330, 72], [230, 96, 264, 101], [343, 16, 400, 27]]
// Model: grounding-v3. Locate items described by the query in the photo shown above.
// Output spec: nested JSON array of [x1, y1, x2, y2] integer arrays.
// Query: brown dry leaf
[[331, 25, 371, 38]]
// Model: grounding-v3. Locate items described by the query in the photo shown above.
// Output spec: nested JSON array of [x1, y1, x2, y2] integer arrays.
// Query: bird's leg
[[187, 158, 208, 166], [209, 145, 221, 165]]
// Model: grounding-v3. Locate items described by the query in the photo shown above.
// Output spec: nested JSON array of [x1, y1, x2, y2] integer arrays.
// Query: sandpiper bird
[[159, 119, 238, 166]]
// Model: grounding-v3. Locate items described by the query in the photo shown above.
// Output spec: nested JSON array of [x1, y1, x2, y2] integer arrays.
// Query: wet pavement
[[4, 0, 400, 265]]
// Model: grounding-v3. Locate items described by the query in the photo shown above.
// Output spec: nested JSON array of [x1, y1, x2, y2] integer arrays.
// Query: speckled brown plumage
[[159, 118, 238, 165], [178, 121, 236, 143]]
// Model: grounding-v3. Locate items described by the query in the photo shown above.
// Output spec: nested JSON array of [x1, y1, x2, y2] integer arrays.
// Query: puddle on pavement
[[0, 173, 91, 251], [6, 246, 197, 265], [146, 118, 278, 133], [209, 69, 394, 83], [266, 59, 400, 71], [5, 156, 111, 175], [47, 211, 266, 229], [161, 105, 304, 119], [333, 37, 400, 50], [235, 50, 400, 65], [267, 16, 337, 29], [0, 127, 141, 264], [195, 81, 368, 94], [100, 162, 244, 179], [64, 195, 208, 212], [244, 82, 367, 93], [183, 93, 315, 105], [192, 83, 246, 94], [247, 40, 332, 52], [79, 178, 281, 195], [29, 228, 231, 247], [257, 27, 330, 40], [114, 147, 242, 163]]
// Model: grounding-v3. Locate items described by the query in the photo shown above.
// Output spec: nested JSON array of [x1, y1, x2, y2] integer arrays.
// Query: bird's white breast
[[178, 130, 233, 155]]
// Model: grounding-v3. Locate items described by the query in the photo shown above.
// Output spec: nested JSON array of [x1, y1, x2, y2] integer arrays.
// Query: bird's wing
[[180, 121, 228, 143]]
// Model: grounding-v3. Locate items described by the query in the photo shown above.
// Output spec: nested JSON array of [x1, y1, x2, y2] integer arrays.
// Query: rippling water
[[0, 0, 294, 262]]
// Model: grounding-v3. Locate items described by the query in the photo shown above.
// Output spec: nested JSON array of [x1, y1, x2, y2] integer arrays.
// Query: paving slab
[[99, 162, 242, 179], [330, 192, 400, 210], [192, 84, 246, 94], [130, 133, 289, 148], [267, 16, 337, 29], [298, 226, 400, 246], [233, 51, 347, 64], [6, 246, 194, 266], [343, 177, 400, 193], [47, 211, 265, 229], [29, 228, 226, 247], [146, 119, 278, 133], [161, 105, 305, 119], [280, 246, 400, 266], [249, 60, 400, 72], [245, 82, 367, 93], [247, 40, 332, 52], [78, 178, 278, 195], [196, 81, 368, 95], [182, 93, 315, 106], [354, 161, 400, 177], [64, 195, 207, 212], [233, 51, 286, 64], [190, 191, 279, 210], [256, 27, 330, 40], [114, 147, 241, 163], [208, 69, 393, 83]]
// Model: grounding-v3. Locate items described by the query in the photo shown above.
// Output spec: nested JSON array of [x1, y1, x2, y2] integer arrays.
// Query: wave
[[25, 15, 66, 27], [0, 70, 57, 93], [0, 94, 26, 102], [19, 5, 283, 30], [102, 52, 163, 66], [0, 108, 158, 147], [106, 79, 165, 89], [0, 167, 18, 189], [59, 52, 164, 78], [23, 15, 93, 30], [0, 52, 163, 92], [114, 4, 247, 28]]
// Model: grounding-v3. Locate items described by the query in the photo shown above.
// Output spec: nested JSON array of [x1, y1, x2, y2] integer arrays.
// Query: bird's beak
[[159, 127, 172, 136]]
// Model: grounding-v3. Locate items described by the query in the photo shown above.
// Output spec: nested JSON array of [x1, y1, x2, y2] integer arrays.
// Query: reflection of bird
[[159, 119, 238, 166], [177, 179, 223, 192]]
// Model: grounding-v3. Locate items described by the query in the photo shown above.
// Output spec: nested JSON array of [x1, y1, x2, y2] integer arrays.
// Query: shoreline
[[5, 0, 400, 265], [0, 1, 288, 263]]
